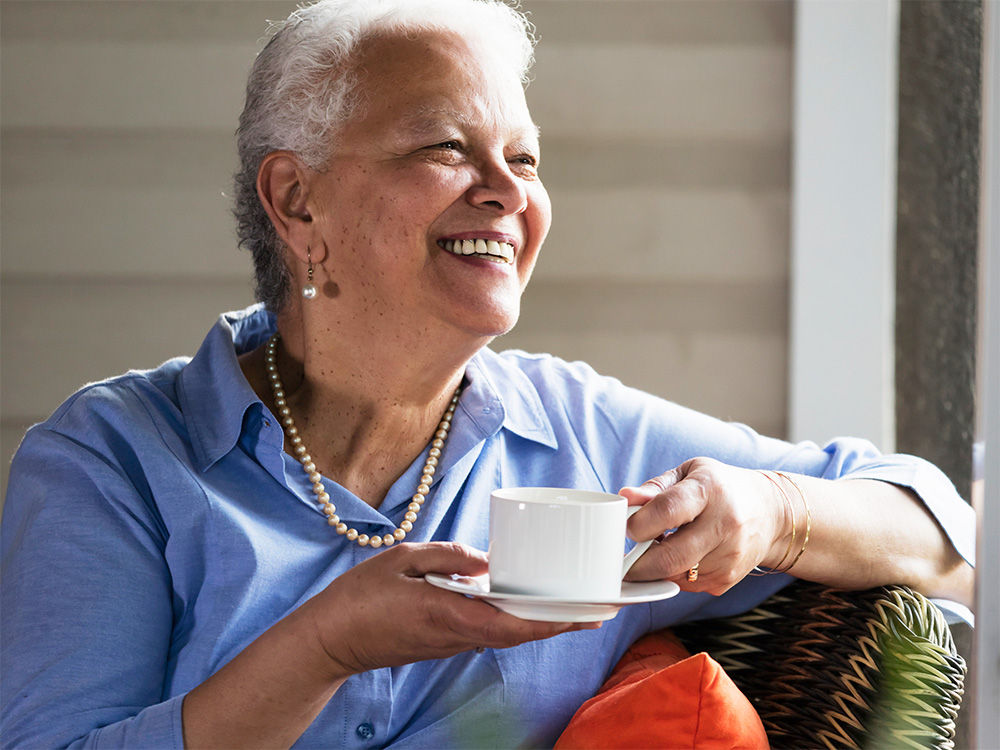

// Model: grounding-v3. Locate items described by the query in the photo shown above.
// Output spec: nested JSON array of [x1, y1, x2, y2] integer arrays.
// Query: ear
[[256, 151, 315, 264]]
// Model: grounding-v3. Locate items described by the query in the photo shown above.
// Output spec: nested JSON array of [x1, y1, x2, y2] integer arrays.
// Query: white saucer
[[424, 573, 680, 622]]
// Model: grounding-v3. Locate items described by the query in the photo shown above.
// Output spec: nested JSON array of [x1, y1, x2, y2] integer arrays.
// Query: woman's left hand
[[619, 457, 790, 595]]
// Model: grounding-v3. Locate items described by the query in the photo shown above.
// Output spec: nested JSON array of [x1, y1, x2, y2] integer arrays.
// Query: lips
[[439, 238, 515, 264]]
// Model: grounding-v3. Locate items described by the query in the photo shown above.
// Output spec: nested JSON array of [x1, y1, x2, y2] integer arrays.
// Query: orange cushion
[[554, 631, 769, 750]]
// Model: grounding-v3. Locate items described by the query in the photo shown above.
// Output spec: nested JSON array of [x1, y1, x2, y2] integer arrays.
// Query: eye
[[509, 153, 540, 177], [432, 140, 462, 151]]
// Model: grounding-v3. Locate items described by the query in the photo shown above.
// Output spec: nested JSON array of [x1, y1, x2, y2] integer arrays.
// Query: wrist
[[754, 471, 811, 574], [295, 596, 362, 683], [757, 470, 796, 570]]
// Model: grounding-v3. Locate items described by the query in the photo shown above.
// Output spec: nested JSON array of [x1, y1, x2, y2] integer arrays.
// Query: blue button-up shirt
[[1, 305, 974, 749]]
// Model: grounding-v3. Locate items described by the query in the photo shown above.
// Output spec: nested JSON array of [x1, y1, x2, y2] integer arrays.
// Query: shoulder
[[490, 348, 615, 390], [41, 356, 190, 440], [487, 348, 650, 413], [10, 357, 192, 480], [478, 347, 676, 456], [480, 347, 766, 464], [4, 360, 193, 544]]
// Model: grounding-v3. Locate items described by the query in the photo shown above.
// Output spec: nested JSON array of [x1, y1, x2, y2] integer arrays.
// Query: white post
[[789, 0, 899, 450]]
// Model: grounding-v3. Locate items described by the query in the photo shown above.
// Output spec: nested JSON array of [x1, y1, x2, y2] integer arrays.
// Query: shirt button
[[356, 722, 375, 740]]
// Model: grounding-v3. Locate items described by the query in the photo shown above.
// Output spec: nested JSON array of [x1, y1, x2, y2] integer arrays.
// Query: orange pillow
[[555, 631, 769, 750]]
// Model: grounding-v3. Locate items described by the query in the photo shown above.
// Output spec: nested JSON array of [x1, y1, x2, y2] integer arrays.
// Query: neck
[[241, 310, 482, 507]]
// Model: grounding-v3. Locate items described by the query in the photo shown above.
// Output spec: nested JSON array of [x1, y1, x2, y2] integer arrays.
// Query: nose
[[465, 156, 528, 215]]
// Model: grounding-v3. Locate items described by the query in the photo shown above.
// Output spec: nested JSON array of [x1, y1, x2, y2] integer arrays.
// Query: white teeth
[[442, 238, 514, 263]]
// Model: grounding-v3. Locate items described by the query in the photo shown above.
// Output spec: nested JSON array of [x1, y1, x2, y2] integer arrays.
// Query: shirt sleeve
[[1, 423, 185, 750], [534, 356, 976, 567]]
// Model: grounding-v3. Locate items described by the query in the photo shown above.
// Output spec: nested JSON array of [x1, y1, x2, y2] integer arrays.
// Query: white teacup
[[488, 487, 652, 600]]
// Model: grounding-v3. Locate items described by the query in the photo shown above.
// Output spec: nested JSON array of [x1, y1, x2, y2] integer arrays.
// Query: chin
[[456, 303, 520, 340], [439, 286, 522, 339], [465, 318, 518, 340]]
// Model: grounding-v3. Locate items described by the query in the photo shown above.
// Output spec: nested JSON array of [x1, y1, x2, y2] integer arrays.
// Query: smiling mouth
[[439, 239, 515, 264]]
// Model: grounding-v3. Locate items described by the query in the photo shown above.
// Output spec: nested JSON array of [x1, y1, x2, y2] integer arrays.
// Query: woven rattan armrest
[[672, 581, 967, 749]]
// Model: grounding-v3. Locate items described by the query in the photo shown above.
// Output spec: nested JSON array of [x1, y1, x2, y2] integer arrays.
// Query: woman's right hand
[[184, 542, 587, 748], [301, 542, 592, 678]]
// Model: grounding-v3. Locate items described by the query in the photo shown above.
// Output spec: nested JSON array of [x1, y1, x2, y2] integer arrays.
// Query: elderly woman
[[1, 0, 973, 747]]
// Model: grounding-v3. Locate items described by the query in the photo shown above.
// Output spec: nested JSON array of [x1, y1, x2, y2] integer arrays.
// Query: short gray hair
[[234, 0, 537, 312]]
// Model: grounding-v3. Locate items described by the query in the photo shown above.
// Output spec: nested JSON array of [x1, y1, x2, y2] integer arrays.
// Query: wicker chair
[[672, 581, 967, 749]]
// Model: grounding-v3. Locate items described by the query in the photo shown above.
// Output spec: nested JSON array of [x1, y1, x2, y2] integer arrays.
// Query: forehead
[[347, 30, 538, 139]]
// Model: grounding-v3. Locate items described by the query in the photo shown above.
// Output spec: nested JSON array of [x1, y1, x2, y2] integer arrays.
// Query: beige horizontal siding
[[540, 137, 789, 190], [518, 279, 787, 335], [1, 1, 295, 41], [3, 1, 792, 45], [526, 1, 792, 46], [529, 45, 790, 140], [0, 0, 793, 499], [1, 41, 251, 130], [541, 189, 789, 282]]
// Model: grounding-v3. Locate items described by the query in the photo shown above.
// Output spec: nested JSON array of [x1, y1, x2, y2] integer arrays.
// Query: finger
[[403, 549, 599, 651], [618, 470, 680, 506], [624, 478, 708, 543], [498, 614, 606, 642], [619, 472, 682, 543], [666, 542, 751, 597], [448, 599, 594, 650], [625, 521, 718, 582], [391, 541, 489, 578], [680, 548, 750, 596]]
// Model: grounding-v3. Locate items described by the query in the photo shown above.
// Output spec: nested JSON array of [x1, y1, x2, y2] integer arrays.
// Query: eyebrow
[[397, 105, 541, 141]]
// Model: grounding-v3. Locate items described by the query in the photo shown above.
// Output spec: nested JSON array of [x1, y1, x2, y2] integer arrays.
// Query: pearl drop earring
[[302, 248, 317, 299]]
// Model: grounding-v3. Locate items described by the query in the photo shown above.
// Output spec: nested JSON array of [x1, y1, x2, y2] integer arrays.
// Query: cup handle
[[622, 506, 654, 578]]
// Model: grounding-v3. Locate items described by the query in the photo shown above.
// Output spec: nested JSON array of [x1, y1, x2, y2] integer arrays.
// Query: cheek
[[399, 161, 472, 194], [383, 170, 471, 223], [526, 183, 553, 248]]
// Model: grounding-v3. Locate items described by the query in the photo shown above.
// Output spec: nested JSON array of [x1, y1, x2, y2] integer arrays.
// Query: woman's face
[[303, 30, 552, 341]]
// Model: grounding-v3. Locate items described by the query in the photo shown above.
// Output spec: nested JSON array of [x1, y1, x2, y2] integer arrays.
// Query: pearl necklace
[[264, 333, 460, 548]]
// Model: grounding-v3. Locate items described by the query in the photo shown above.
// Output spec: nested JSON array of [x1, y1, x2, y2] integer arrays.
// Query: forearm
[[182, 599, 348, 749], [774, 475, 973, 605], [180, 541, 582, 748]]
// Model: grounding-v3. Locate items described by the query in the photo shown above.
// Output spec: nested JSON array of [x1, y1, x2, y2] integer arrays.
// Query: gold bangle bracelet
[[750, 470, 796, 576], [775, 471, 811, 572]]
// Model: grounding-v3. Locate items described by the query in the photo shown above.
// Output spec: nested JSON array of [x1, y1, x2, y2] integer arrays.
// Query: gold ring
[[687, 564, 699, 582]]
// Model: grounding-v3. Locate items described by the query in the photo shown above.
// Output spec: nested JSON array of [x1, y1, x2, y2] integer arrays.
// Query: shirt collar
[[463, 347, 559, 450], [178, 304, 558, 472], [179, 305, 276, 471]]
